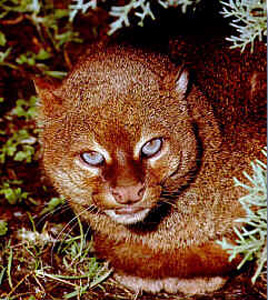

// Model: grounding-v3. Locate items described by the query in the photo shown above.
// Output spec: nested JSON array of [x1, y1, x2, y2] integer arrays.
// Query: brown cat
[[35, 45, 266, 295]]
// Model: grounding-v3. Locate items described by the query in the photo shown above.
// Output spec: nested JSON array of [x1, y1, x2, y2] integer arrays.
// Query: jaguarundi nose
[[111, 183, 145, 205]]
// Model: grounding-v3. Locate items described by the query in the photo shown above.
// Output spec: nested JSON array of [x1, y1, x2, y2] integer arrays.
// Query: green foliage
[[218, 148, 267, 284], [0, 0, 82, 51], [41, 196, 66, 215], [0, 96, 37, 205], [0, 95, 38, 164], [42, 70, 68, 79], [0, 48, 18, 70], [69, 0, 97, 22], [70, 0, 201, 35], [0, 215, 111, 299], [220, 0, 267, 52], [0, 221, 8, 236], [0, 48, 11, 63], [16, 49, 51, 67], [0, 0, 82, 76], [0, 0, 40, 15], [10, 96, 37, 120], [35, 215, 112, 299], [69, 0, 266, 49], [0, 181, 28, 205], [0, 129, 36, 164], [0, 31, 6, 46]]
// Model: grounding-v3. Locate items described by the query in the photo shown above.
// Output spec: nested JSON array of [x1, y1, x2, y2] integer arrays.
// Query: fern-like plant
[[69, 0, 201, 35], [218, 148, 267, 284], [220, 0, 267, 52]]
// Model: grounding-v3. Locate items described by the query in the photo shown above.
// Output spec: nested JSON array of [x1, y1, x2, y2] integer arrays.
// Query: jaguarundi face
[[37, 47, 199, 225]]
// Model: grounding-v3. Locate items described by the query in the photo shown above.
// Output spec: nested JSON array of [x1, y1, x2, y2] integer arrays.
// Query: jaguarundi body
[[36, 45, 266, 295]]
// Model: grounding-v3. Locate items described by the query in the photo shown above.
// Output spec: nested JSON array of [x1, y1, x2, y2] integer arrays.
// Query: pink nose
[[111, 183, 145, 205]]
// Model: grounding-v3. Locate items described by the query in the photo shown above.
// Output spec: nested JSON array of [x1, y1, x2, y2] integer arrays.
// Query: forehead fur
[[55, 47, 177, 109], [40, 47, 189, 149]]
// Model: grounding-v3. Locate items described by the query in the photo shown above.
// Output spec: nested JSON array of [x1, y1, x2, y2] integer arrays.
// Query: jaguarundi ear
[[33, 77, 65, 119], [163, 65, 189, 98], [174, 66, 189, 97]]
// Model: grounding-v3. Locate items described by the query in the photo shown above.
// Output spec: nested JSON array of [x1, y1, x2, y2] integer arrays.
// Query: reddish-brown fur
[[36, 45, 266, 295], [94, 235, 239, 278]]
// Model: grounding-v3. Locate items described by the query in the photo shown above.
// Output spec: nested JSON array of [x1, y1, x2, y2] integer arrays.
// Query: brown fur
[[36, 45, 266, 295]]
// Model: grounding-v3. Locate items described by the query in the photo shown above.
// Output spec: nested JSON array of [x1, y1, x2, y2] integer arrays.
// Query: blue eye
[[141, 138, 162, 158], [81, 151, 104, 166]]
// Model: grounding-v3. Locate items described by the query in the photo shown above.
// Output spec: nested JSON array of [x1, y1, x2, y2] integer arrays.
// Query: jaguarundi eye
[[80, 151, 104, 166], [141, 138, 162, 158]]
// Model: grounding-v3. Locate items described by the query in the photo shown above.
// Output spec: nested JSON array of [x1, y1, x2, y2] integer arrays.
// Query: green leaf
[[43, 70, 67, 79], [14, 145, 35, 162], [16, 52, 36, 66], [0, 48, 11, 63], [41, 196, 65, 215], [0, 182, 28, 205], [0, 11, 8, 19], [0, 31, 6, 46], [6, 145, 17, 156], [35, 48, 51, 60], [28, 57, 35, 66], [16, 54, 28, 65], [12, 105, 26, 117], [0, 266, 7, 285], [0, 152, 5, 164], [11, 97, 37, 120], [0, 220, 8, 236], [54, 8, 70, 19]]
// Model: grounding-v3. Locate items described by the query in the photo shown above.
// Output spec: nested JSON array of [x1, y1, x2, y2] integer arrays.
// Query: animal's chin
[[104, 207, 151, 225]]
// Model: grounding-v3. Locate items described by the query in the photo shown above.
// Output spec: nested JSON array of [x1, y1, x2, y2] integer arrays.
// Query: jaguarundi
[[35, 45, 266, 295]]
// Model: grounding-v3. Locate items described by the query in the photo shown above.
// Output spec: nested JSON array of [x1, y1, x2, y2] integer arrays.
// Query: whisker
[[159, 199, 176, 208], [36, 203, 71, 228], [161, 190, 181, 199], [58, 204, 99, 247], [50, 204, 98, 265], [157, 194, 178, 208], [55, 204, 98, 240]]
